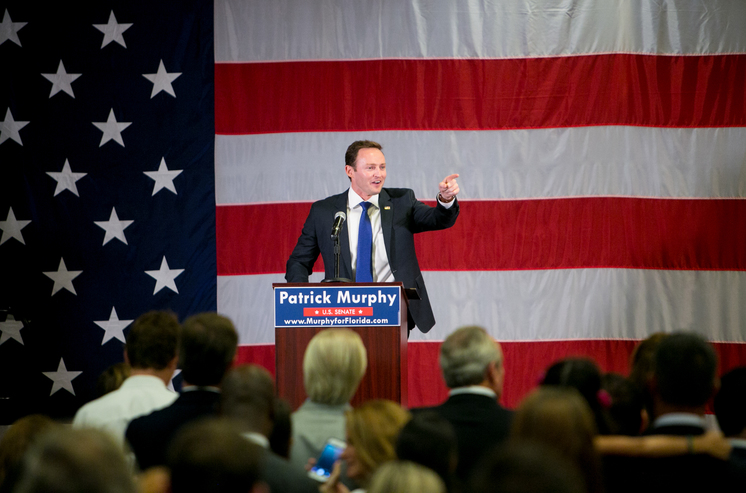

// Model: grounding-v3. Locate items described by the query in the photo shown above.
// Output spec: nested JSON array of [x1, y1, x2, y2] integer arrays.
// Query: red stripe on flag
[[215, 54, 746, 134], [236, 340, 746, 410], [217, 198, 746, 275]]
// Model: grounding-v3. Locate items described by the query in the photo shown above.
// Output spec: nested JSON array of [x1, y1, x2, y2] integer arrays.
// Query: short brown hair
[[126, 311, 180, 370], [345, 140, 383, 169], [180, 313, 238, 386]]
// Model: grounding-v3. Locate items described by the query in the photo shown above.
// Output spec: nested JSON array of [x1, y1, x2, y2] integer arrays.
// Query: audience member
[[269, 397, 294, 459], [94, 362, 131, 398], [126, 312, 237, 470], [368, 461, 446, 493], [0, 415, 57, 493], [167, 418, 267, 493], [600, 373, 645, 436], [468, 442, 586, 493], [74, 311, 179, 448], [413, 326, 512, 484], [511, 387, 604, 493], [12, 428, 137, 493], [395, 411, 457, 492], [541, 358, 612, 435], [221, 364, 318, 493], [323, 400, 410, 493], [714, 366, 746, 483], [290, 329, 367, 471], [628, 332, 668, 419], [604, 332, 729, 493]]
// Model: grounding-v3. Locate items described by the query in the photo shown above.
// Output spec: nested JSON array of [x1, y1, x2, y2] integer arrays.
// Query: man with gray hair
[[412, 325, 513, 484]]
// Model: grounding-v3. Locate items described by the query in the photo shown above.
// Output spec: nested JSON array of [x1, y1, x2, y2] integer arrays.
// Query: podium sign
[[274, 285, 401, 328]]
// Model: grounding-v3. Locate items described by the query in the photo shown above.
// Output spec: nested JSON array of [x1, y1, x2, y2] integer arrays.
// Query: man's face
[[346, 148, 386, 200]]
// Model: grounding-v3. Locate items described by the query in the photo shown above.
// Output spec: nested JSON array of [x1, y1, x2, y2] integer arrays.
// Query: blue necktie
[[356, 202, 373, 282]]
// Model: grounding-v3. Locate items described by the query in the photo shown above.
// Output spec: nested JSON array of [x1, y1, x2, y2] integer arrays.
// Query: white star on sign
[[93, 11, 132, 48], [0, 314, 24, 346], [41, 61, 81, 98], [0, 108, 28, 146], [47, 159, 87, 197], [94, 207, 133, 245], [144, 158, 182, 196], [43, 258, 82, 296], [94, 307, 133, 345], [0, 9, 26, 47], [93, 108, 131, 147], [143, 60, 181, 98], [0, 207, 31, 245], [145, 256, 184, 295], [43, 358, 82, 396], [358, 310, 363, 314]]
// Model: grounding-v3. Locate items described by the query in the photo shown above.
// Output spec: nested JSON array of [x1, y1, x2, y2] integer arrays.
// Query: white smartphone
[[308, 438, 346, 482]]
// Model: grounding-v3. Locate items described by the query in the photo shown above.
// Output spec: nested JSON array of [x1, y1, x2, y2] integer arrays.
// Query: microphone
[[330, 211, 346, 239]]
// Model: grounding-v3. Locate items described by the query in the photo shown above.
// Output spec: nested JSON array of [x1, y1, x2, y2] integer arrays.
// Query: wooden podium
[[273, 282, 409, 410]]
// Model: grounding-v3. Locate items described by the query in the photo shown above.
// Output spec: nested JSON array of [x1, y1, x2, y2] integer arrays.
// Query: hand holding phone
[[308, 438, 346, 482]]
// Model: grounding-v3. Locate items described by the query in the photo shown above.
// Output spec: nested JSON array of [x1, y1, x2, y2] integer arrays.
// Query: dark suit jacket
[[414, 392, 513, 483], [125, 389, 221, 470], [604, 420, 732, 493], [260, 448, 320, 493], [285, 188, 459, 333]]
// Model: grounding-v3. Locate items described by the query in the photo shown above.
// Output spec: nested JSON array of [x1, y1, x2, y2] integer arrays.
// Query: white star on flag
[[41, 60, 81, 98], [0, 207, 31, 245], [145, 256, 184, 294], [144, 158, 183, 195], [47, 159, 87, 197], [0, 108, 29, 146], [93, 108, 131, 147], [42, 358, 82, 396], [94, 207, 134, 245], [43, 258, 83, 296], [93, 11, 132, 48], [0, 314, 24, 346], [143, 60, 181, 98], [94, 307, 133, 345], [0, 9, 26, 47]]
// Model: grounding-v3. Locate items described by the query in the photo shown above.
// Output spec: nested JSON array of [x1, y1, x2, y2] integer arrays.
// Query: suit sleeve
[[285, 204, 321, 282], [409, 191, 459, 233]]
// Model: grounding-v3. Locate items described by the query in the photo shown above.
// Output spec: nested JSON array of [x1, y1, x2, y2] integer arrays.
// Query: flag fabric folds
[[214, 0, 746, 408]]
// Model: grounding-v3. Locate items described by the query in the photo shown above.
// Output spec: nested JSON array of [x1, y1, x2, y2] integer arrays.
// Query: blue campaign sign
[[274, 285, 401, 328]]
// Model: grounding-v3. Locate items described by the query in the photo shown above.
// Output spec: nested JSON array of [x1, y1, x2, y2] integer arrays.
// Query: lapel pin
[[384, 206, 391, 210]]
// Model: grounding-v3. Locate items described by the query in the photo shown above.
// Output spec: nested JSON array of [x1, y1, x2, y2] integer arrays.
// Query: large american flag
[[3, 1, 746, 422], [0, 0, 214, 423]]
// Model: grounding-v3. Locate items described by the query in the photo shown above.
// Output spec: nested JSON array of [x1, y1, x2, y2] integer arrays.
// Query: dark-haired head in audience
[[269, 397, 293, 459], [220, 364, 320, 493], [510, 387, 603, 493], [541, 358, 612, 435], [469, 442, 586, 493], [12, 428, 137, 493], [601, 372, 646, 436], [714, 366, 746, 439], [412, 326, 512, 485], [0, 415, 57, 493], [628, 332, 668, 418], [125, 312, 238, 470], [396, 411, 457, 491], [167, 418, 266, 493]]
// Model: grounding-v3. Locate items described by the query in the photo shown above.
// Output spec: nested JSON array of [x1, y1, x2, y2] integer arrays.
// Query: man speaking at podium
[[285, 140, 460, 333]]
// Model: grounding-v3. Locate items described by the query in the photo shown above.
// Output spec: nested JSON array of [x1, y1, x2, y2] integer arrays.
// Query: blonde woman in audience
[[291, 329, 367, 471], [367, 461, 446, 493], [322, 400, 410, 493]]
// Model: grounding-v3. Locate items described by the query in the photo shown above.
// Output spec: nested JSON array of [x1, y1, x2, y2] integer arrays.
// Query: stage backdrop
[[213, 0, 746, 409], [2, 1, 746, 423]]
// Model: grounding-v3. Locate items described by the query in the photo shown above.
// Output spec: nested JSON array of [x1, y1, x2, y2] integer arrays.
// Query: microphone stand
[[322, 232, 352, 283]]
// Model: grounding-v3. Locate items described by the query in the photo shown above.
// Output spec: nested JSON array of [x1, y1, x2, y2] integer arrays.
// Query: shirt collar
[[242, 432, 270, 449], [652, 413, 708, 430], [348, 187, 379, 209], [730, 438, 746, 449], [448, 385, 497, 399], [181, 385, 221, 393]]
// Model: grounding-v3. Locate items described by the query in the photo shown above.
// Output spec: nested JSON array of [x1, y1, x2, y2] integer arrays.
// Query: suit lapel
[[334, 192, 353, 278], [379, 189, 394, 269]]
